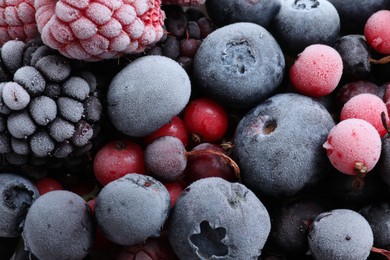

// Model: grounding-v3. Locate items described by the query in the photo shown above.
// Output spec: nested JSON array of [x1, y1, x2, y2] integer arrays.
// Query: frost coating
[[168, 177, 271, 259], [107, 55, 191, 137]]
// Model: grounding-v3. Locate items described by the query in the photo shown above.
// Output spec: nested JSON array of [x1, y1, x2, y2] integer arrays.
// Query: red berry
[[364, 10, 390, 55], [35, 177, 63, 195], [340, 93, 389, 137], [290, 44, 343, 97], [183, 97, 228, 143], [323, 118, 381, 176], [144, 116, 189, 147], [93, 140, 145, 186], [336, 80, 384, 108], [163, 181, 185, 208]]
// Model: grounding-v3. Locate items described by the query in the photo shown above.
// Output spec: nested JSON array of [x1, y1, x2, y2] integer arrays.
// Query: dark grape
[[180, 38, 202, 58]]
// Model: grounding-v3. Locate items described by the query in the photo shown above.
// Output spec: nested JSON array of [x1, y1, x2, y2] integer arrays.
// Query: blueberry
[[233, 93, 335, 198], [193, 22, 285, 110], [107, 55, 191, 137], [308, 209, 373, 259], [22, 190, 94, 260], [359, 202, 390, 251], [0, 173, 39, 237], [94, 173, 170, 246], [206, 0, 281, 28], [168, 177, 271, 259], [328, 0, 390, 34], [271, 0, 340, 56], [333, 35, 371, 81]]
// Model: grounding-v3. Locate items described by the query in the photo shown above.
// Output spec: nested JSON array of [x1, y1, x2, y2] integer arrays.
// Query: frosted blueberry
[[107, 55, 191, 137], [29, 96, 57, 125], [0, 173, 39, 237], [22, 190, 94, 260], [7, 111, 37, 139], [308, 209, 373, 260], [13, 66, 46, 96], [168, 177, 271, 259], [95, 173, 170, 246], [2, 82, 30, 110]]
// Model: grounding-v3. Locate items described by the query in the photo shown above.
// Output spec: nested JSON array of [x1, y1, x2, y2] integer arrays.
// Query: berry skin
[[336, 80, 384, 109], [94, 174, 170, 246], [364, 10, 390, 55], [144, 115, 189, 147], [0, 173, 40, 237], [183, 97, 228, 143], [22, 190, 95, 260], [289, 44, 343, 97], [323, 118, 382, 175], [35, 177, 63, 195], [0, 0, 38, 46], [168, 177, 271, 259], [106, 55, 191, 137], [340, 93, 389, 137], [34, 0, 165, 61], [308, 209, 374, 260], [93, 140, 146, 186], [193, 22, 285, 110]]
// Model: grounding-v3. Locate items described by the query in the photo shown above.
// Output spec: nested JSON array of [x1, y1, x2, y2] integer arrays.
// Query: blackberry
[[0, 39, 104, 169], [144, 5, 216, 73]]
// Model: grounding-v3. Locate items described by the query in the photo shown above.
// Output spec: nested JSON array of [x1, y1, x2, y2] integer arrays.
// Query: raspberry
[[35, 0, 165, 61], [0, 0, 39, 46]]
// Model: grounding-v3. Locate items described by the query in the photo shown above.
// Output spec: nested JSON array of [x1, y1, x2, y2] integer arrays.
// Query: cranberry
[[144, 116, 189, 147], [35, 177, 63, 195], [93, 140, 145, 186]]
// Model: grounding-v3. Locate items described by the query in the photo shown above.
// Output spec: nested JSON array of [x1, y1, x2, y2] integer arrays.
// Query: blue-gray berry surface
[[168, 177, 271, 259], [22, 190, 94, 260], [106, 55, 191, 137], [94, 173, 171, 246], [308, 209, 373, 260], [193, 22, 285, 110], [0, 173, 39, 237], [233, 93, 335, 198]]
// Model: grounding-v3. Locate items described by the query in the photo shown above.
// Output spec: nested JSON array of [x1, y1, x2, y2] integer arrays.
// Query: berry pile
[[3, 1, 390, 260]]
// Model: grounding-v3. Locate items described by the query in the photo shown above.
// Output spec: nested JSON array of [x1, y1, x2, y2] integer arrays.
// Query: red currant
[[35, 177, 63, 195], [183, 97, 228, 143], [93, 140, 145, 186]]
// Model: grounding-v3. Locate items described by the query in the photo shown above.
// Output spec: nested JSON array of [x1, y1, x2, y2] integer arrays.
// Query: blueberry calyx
[[293, 0, 320, 10]]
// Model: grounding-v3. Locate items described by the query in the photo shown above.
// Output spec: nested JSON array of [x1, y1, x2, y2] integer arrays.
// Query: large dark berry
[[193, 22, 285, 110], [233, 93, 335, 198]]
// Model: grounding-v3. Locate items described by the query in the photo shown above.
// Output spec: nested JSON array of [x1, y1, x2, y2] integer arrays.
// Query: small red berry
[[35, 177, 63, 195], [93, 140, 145, 186], [183, 97, 228, 143], [144, 116, 189, 147], [163, 181, 185, 208], [364, 10, 390, 55]]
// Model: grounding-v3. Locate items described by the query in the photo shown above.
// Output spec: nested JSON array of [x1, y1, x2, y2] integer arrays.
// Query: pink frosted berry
[[340, 93, 389, 137], [34, 0, 165, 61], [289, 44, 343, 97], [323, 118, 382, 176], [0, 0, 39, 45], [364, 10, 390, 55]]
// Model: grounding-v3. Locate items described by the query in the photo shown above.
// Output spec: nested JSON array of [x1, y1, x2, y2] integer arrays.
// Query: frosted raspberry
[[35, 0, 165, 61], [0, 0, 39, 45]]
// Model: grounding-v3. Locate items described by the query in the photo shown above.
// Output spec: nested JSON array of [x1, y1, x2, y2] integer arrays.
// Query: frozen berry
[[35, 177, 63, 195], [308, 209, 373, 259], [323, 118, 382, 175], [290, 44, 343, 97], [364, 10, 390, 55], [13, 66, 46, 95], [94, 174, 170, 246], [2, 82, 30, 110], [340, 93, 389, 137], [29, 95, 57, 126], [7, 110, 36, 139], [107, 55, 191, 137], [93, 140, 146, 186], [35, 0, 165, 61]]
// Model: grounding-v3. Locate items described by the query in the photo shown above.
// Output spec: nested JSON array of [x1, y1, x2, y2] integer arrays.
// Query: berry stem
[[371, 247, 390, 259], [186, 149, 241, 179], [351, 162, 367, 190], [381, 111, 390, 137], [369, 55, 390, 64]]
